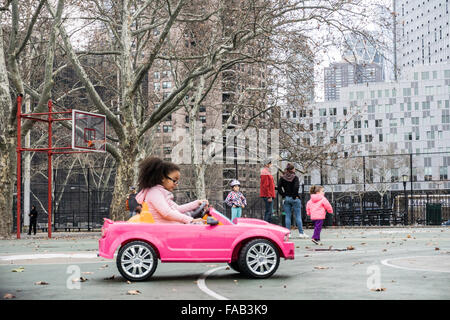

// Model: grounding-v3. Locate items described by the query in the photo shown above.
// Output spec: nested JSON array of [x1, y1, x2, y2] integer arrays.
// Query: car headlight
[[284, 233, 290, 242]]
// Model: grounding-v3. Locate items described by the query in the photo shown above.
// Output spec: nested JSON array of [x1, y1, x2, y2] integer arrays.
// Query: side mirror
[[206, 216, 219, 225]]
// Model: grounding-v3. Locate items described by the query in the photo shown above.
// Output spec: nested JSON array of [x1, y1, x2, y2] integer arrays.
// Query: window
[[153, 82, 160, 91], [375, 119, 382, 127], [421, 71, 429, 80], [162, 81, 172, 89], [365, 135, 373, 142], [319, 108, 327, 116], [391, 169, 399, 182], [199, 115, 206, 123], [163, 125, 172, 133], [440, 167, 448, 181], [445, 70, 450, 78], [379, 134, 383, 142], [153, 72, 160, 79], [403, 88, 411, 96], [364, 120, 369, 128], [354, 120, 361, 128], [424, 167, 433, 181], [329, 108, 337, 116], [411, 117, 419, 125], [343, 108, 348, 115], [368, 105, 375, 113]]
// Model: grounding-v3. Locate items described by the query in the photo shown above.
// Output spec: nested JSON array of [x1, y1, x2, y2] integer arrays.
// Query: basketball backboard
[[72, 110, 106, 152]]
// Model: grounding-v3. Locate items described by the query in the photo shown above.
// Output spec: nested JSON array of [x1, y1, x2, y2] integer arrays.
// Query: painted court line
[[381, 256, 450, 273], [197, 266, 229, 300], [0, 252, 99, 261]]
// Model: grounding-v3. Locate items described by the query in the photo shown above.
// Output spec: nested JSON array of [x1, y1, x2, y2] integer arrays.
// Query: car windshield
[[213, 209, 233, 224]]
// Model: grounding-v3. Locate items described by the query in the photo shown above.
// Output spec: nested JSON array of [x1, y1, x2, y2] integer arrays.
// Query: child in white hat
[[225, 179, 247, 222]]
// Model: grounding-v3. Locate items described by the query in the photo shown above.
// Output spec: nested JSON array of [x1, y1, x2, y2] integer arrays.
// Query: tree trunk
[[0, 142, 15, 238], [109, 146, 139, 221]]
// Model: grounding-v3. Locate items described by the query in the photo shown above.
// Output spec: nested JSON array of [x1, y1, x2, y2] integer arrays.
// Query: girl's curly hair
[[138, 157, 180, 190]]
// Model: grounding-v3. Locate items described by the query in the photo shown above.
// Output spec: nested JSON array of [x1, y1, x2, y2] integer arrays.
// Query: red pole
[[48, 100, 52, 239], [16, 95, 23, 239]]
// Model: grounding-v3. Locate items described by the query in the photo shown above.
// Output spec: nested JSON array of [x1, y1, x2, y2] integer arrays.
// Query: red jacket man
[[260, 166, 275, 198], [260, 159, 275, 222]]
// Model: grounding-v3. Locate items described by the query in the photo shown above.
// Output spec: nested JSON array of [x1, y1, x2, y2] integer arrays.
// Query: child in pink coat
[[306, 185, 333, 245]]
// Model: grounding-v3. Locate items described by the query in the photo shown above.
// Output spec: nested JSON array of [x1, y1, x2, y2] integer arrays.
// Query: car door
[[162, 223, 240, 261]]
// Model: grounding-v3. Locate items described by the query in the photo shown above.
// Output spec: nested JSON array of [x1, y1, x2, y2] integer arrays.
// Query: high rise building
[[324, 32, 385, 101], [324, 62, 384, 101], [396, 0, 450, 73]]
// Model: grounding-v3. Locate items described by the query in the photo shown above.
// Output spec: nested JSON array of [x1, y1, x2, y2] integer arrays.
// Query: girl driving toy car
[[134, 157, 207, 224]]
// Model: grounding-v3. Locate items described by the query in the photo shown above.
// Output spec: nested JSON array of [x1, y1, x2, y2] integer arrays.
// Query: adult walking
[[277, 164, 308, 239], [260, 158, 275, 223], [126, 187, 139, 218], [28, 205, 38, 235]]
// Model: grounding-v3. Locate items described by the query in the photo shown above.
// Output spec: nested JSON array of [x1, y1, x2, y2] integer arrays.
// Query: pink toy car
[[98, 205, 295, 281]]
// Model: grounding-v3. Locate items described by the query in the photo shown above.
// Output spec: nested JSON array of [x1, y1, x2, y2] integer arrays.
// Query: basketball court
[[1, 227, 449, 300]]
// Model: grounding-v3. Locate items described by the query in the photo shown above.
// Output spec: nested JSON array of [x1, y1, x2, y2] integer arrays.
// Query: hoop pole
[[16, 95, 23, 239], [48, 100, 52, 239]]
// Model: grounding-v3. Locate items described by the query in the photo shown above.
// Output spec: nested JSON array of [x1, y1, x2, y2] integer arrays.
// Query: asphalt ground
[[0, 227, 449, 301]]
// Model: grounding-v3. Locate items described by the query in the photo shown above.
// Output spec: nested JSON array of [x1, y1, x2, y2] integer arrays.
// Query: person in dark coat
[[277, 164, 308, 239], [28, 205, 38, 235]]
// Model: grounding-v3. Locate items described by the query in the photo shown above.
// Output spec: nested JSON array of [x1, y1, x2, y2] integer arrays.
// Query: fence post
[[410, 153, 414, 224]]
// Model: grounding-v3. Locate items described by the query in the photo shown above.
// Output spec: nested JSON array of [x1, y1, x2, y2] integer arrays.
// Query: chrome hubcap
[[246, 243, 277, 276], [121, 245, 153, 278]]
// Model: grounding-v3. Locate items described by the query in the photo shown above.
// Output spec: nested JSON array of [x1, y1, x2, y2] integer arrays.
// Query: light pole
[[402, 174, 408, 225]]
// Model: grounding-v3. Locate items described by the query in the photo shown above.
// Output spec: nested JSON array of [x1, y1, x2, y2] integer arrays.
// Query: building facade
[[291, 64, 450, 193], [396, 0, 450, 73]]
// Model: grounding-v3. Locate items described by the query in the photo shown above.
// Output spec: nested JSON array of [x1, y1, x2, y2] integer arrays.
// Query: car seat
[[128, 202, 155, 223]]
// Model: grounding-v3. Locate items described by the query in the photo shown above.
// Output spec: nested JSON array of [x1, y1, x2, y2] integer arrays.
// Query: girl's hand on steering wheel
[[197, 199, 209, 206]]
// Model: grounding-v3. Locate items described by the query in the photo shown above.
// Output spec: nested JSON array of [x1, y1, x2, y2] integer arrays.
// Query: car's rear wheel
[[116, 241, 158, 281], [237, 239, 280, 279]]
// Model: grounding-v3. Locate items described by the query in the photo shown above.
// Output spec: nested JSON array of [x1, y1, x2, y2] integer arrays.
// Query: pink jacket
[[135, 185, 199, 224], [306, 194, 333, 220]]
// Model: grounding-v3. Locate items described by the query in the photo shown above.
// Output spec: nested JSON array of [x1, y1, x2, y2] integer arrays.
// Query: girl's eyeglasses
[[165, 176, 179, 185]]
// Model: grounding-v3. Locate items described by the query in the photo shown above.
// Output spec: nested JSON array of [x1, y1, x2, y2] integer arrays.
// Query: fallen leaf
[[127, 281, 131, 284], [127, 290, 141, 295], [360, 243, 366, 245], [314, 266, 329, 270], [206, 264, 218, 267], [407, 235, 412, 238], [104, 275, 115, 280], [34, 281, 49, 285], [3, 293, 15, 299], [435, 247, 440, 251], [283, 285, 287, 288], [72, 277, 88, 283], [304, 255, 310, 257], [382, 249, 387, 252], [11, 267, 25, 272], [371, 288, 387, 292], [82, 272, 93, 275], [347, 246, 355, 250]]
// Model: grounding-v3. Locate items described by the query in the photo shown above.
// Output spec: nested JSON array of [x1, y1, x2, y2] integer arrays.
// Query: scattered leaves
[[127, 290, 141, 295]]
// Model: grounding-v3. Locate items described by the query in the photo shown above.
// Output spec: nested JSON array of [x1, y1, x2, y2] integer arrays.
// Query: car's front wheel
[[237, 239, 280, 279], [116, 241, 158, 281]]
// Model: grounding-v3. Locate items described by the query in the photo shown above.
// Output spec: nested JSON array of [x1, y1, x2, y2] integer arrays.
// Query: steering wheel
[[186, 201, 208, 219]]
